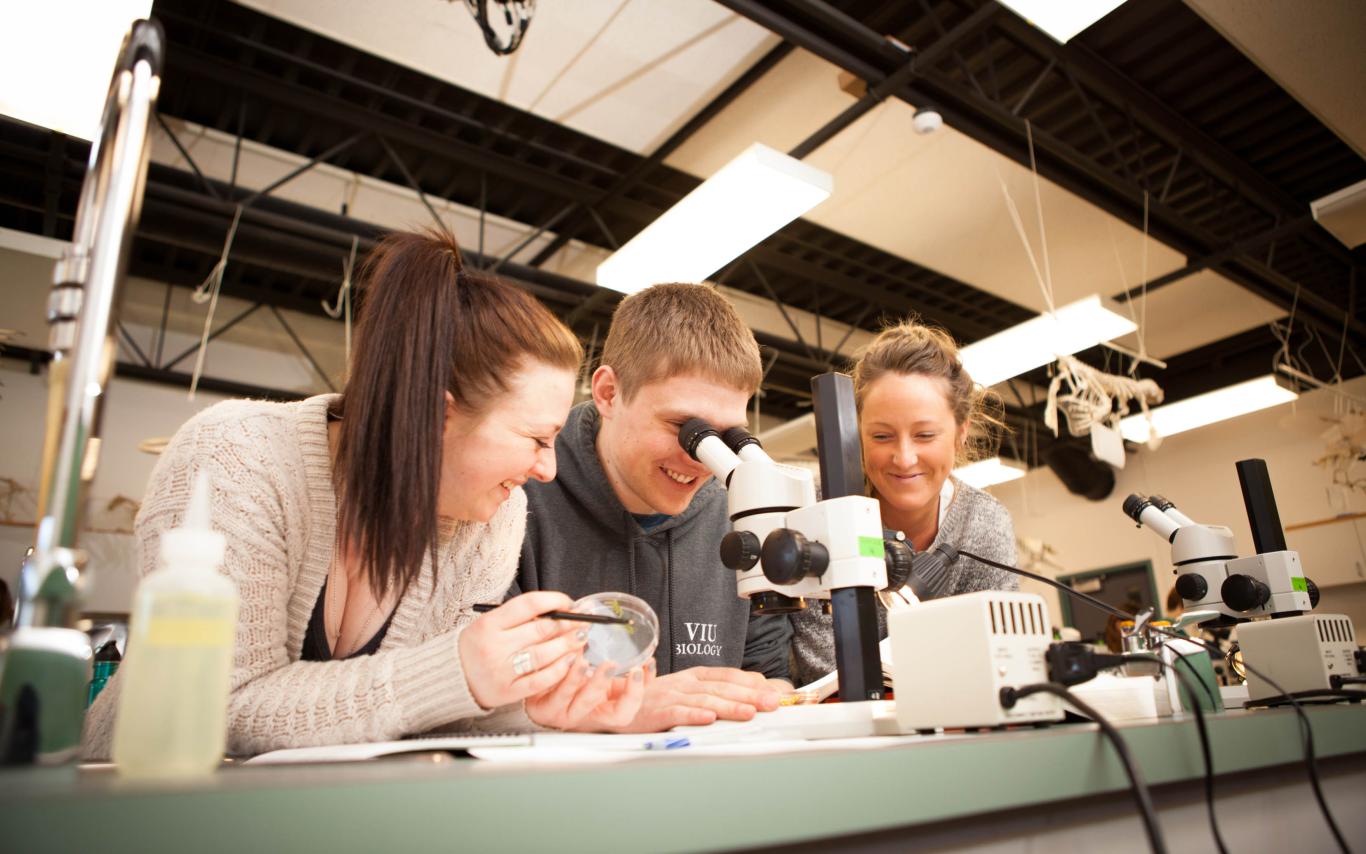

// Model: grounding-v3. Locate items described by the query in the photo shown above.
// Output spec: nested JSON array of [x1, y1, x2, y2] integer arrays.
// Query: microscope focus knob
[[719, 531, 761, 571], [883, 538, 914, 591], [1306, 577, 1320, 608], [1221, 574, 1270, 612], [760, 529, 829, 586], [1175, 573, 1208, 602]]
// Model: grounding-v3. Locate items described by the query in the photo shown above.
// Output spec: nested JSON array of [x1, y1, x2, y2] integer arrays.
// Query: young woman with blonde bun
[[792, 321, 1019, 684]]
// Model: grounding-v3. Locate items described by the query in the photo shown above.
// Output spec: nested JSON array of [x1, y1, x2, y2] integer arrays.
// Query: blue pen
[[644, 736, 691, 750]]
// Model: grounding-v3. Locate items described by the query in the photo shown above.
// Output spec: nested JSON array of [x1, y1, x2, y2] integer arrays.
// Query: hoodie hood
[[554, 400, 723, 536]]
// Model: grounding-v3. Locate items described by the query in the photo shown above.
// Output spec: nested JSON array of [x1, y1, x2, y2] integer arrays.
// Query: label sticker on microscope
[[859, 537, 885, 558], [1291, 577, 1308, 592]]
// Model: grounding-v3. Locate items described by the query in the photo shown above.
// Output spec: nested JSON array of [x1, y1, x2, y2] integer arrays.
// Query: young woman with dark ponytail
[[84, 230, 647, 757]]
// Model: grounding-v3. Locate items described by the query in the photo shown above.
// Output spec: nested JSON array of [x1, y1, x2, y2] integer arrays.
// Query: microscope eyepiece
[[1148, 495, 1175, 512], [721, 426, 760, 454], [678, 418, 719, 460], [1122, 494, 1151, 522]]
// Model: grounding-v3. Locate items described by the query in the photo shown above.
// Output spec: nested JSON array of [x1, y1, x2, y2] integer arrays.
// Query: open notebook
[[245, 733, 532, 764]]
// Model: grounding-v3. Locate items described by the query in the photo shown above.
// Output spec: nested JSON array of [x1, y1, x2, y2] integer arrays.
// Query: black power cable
[[956, 548, 1353, 854], [1151, 647, 1230, 854], [1245, 689, 1366, 708], [1043, 642, 1226, 854], [1146, 624, 1353, 854], [1000, 682, 1168, 854], [957, 549, 1132, 619]]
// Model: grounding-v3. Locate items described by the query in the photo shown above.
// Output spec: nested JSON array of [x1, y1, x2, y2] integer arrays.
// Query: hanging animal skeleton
[[1045, 354, 1164, 455]]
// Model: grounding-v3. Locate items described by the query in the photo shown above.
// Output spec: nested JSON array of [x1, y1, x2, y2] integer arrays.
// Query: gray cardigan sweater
[[84, 395, 533, 759], [790, 478, 1018, 686]]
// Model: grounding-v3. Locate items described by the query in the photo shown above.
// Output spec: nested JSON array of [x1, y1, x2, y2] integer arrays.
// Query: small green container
[[86, 640, 122, 707]]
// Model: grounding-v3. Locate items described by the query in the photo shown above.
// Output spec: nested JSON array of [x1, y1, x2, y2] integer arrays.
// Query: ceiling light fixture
[[596, 143, 832, 295], [954, 456, 1027, 489], [1117, 375, 1298, 445], [960, 294, 1137, 388], [0, 1, 152, 140], [1310, 177, 1366, 249], [994, 0, 1128, 43]]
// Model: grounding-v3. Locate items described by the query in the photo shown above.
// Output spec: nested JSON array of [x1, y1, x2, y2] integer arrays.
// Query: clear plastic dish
[[572, 592, 659, 675]]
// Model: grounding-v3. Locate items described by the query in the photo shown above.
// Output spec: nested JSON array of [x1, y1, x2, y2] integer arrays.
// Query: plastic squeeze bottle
[[112, 471, 238, 778]]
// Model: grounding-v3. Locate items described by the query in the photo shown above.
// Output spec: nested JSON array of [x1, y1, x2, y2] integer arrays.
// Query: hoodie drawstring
[[666, 529, 675, 673], [625, 511, 638, 598]]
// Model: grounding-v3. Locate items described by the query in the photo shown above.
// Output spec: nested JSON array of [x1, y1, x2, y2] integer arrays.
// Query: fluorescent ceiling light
[[960, 294, 1136, 388], [995, 0, 1128, 43], [0, 1, 153, 140], [1118, 375, 1297, 444], [596, 143, 832, 294], [1310, 177, 1366, 249], [954, 457, 1027, 489]]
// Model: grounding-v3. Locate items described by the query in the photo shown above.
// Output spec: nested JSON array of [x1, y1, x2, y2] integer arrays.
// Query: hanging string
[[322, 235, 359, 367], [996, 169, 1052, 313], [188, 205, 244, 400], [1138, 190, 1150, 363], [1104, 195, 1153, 376], [1025, 120, 1056, 315], [995, 120, 1057, 317]]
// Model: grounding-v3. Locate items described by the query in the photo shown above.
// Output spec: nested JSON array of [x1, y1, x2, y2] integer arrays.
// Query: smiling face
[[861, 372, 967, 518], [592, 368, 751, 516], [438, 359, 577, 523]]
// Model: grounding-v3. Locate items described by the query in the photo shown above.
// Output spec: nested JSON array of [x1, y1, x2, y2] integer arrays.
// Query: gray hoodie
[[514, 402, 792, 680]]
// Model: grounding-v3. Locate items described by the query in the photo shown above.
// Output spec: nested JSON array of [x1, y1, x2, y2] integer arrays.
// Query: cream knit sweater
[[83, 394, 532, 758]]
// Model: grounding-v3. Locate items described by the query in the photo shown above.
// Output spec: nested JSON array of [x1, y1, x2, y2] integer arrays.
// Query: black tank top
[[300, 580, 395, 661]]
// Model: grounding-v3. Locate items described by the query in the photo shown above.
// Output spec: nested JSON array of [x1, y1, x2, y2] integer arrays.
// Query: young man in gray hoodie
[[516, 284, 792, 733]]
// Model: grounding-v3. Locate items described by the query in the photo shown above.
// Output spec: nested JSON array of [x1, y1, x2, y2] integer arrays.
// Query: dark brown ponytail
[[335, 229, 581, 597]]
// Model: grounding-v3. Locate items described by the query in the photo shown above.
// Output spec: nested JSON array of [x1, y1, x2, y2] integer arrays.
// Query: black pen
[[471, 603, 632, 625]]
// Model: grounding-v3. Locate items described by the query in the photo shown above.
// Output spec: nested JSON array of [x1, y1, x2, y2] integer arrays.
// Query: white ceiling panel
[[236, 0, 778, 154], [1111, 271, 1287, 361], [1185, 0, 1366, 159]]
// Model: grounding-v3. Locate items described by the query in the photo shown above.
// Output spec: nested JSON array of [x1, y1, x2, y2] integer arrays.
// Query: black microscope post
[[1235, 458, 1288, 554], [812, 372, 884, 701]]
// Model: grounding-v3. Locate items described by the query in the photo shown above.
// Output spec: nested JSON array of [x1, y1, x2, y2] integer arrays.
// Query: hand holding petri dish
[[571, 592, 659, 675]]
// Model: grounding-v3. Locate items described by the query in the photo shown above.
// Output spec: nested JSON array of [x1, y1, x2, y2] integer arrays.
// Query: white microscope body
[[681, 421, 889, 610]]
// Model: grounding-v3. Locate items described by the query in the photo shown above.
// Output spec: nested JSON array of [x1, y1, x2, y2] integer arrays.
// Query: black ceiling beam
[[1, 344, 309, 403], [1117, 216, 1316, 300], [990, 12, 1355, 270], [145, 0, 1033, 351], [168, 48, 621, 211], [0, 122, 829, 419], [788, 3, 1000, 160], [717, 0, 1364, 344]]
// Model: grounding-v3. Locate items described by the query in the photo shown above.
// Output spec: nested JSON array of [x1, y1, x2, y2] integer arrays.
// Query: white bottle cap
[[160, 471, 227, 567]]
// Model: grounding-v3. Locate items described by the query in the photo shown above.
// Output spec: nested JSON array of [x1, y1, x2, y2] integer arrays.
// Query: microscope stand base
[[757, 701, 899, 740]]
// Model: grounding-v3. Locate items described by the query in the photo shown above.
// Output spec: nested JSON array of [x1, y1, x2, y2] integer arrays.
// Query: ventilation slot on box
[[989, 600, 1017, 635], [1333, 618, 1355, 644]]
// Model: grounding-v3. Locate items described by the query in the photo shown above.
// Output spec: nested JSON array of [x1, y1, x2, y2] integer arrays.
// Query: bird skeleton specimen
[[1045, 354, 1164, 443]]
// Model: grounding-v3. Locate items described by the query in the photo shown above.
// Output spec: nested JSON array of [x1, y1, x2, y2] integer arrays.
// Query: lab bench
[[2, 704, 1363, 853]]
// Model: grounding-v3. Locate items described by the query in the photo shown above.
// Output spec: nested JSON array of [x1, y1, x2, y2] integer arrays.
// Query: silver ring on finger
[[511, 648, 534, 677]]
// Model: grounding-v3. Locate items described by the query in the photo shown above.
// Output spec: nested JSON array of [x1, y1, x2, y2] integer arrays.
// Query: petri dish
[[572, 592, 659, 674]]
